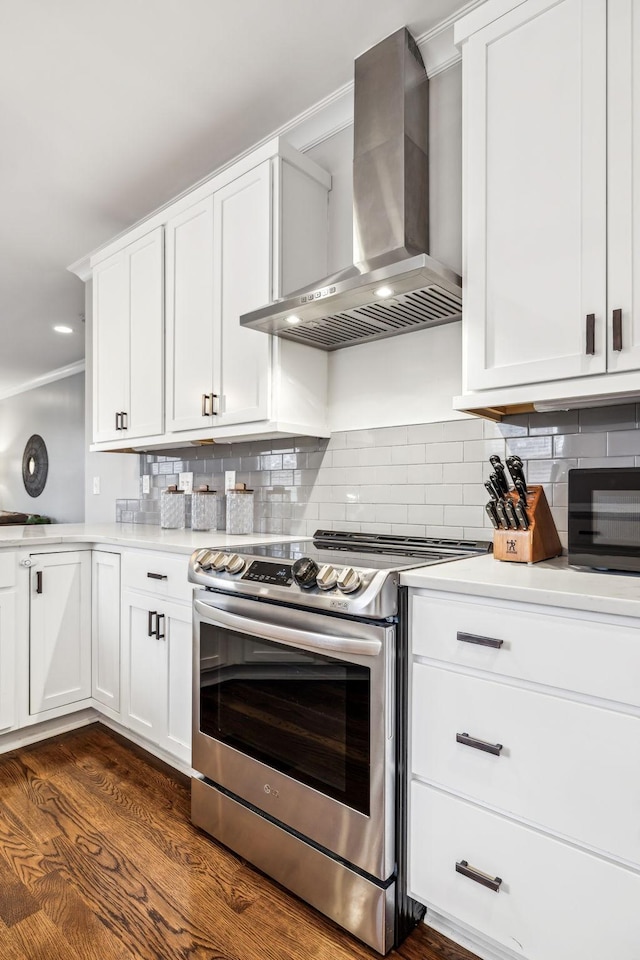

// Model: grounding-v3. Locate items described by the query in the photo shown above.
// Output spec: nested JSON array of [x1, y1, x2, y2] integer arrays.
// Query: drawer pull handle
[[456, 733, 503, 756], [456, 860, 502, 892], [457, 631, 503, 649], [147, 572, 168, 581]]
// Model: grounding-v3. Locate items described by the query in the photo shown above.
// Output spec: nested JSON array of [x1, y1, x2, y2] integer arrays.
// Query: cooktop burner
[[189, 530, 492, 620]]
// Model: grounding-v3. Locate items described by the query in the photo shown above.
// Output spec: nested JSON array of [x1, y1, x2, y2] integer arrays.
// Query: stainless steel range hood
[[241, 27, 462, 351]]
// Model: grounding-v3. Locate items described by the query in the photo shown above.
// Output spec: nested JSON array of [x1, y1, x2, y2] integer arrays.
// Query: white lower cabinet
[[411, 783, 640, 960], [0, 553, 17, 733], [409, 589, 640, 960], [92, 551, 121, 714], [122, 590, 191, 765], [29, 552, 92, 715]]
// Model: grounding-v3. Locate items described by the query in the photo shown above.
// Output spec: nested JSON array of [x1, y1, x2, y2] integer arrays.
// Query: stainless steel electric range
[[188, 530, 492, 954]]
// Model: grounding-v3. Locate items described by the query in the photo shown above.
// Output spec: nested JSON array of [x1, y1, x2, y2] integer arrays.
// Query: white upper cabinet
[[87, 138, 330, 450], [93, 227, 164, 442], [456, 0, 640, 413]]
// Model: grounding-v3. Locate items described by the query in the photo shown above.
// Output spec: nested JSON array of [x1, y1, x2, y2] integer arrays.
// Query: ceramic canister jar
[[225, 483, 254, 535], [191, 485, 225, 531], [160, 484, 186, 529]]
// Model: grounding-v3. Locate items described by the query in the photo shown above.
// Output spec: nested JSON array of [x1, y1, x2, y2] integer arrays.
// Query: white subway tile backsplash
[[136, 408, 640, 545]]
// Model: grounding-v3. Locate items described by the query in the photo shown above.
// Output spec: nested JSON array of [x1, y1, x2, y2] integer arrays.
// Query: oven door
[[192, 590, 396, 881]]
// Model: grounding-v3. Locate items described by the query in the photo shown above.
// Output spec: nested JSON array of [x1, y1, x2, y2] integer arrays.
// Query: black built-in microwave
[[568, 467, 640, 572]]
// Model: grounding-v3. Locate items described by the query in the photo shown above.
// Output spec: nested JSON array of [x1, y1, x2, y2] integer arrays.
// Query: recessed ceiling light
[[374, 286, 394, 298], [286, 315, 301, 325], [53, 325, 73, 334]]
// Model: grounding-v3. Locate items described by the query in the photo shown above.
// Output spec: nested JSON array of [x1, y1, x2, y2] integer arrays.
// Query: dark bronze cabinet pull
[[148, 610, 157, 637], [202, 393, 209, 417], [456, 732, 503, 756], [456, 860, 502, 892], [121, 411, 128, 430], [457, 631, 503, 649], [211, 393, 218, 416], [586, 313, 595, 355], [115, 411, 121, 431], [155, 613, 166, 640], [613, 308, 623, 352], [36, 570, 43, 594], [147, 572, 168, 581]]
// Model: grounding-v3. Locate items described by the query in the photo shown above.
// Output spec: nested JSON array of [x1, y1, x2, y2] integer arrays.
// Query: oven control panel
[[242, 560, 294, 586]]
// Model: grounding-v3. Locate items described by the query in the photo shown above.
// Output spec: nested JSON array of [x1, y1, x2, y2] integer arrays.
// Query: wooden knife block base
[[493, 486, 562, 564]]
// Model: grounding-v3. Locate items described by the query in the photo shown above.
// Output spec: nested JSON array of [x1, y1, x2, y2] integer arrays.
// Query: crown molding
[[68, 255, 92, 282], [0, 359, 86, 402]]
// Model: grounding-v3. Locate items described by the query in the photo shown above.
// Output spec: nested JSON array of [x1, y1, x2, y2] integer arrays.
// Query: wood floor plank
[[0, 855, 40, 927], [0, 724, 478, 960]]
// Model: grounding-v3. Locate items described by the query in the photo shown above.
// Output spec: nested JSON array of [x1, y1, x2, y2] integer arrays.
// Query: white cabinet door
[[166, 196, 216, 432], [122, 591, 191, 763], [127, 228, 164, 438], [463, 0, 607, 391], [213, 161, 271, 425], [92, 251, 128, 442], [30, 552, 92, 714], [92, 227, 163, 443], [0, 588, 17, 733], [607, 0, 640, 373], [92, 551, 121, 714]]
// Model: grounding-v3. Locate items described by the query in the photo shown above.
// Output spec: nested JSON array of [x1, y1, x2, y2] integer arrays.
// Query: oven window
[[199, 623, 371, 815], [591, 490, 640, 547]]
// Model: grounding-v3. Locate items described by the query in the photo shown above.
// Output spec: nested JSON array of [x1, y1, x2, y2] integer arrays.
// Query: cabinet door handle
[[456, 732, 503, 756], [612, 308, 623, 352], [155, 613, 166, 641], [36, 570, 43, 594], [211, 393, 218, 416], [147, 572, 168, 581], [115, 412, 121, 431], [586, 313, 595, 355], [457, 631, 503, 649], [121, 411, 128, 430], [148, 610, 157, 637], [456, 860, 502, 892], [202, 393, 211, 417]]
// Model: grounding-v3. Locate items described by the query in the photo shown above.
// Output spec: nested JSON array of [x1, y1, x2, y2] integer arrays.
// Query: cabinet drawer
[[0, 553, 16, 589], [410, 782, 640, 960], [412, 594, 640, 708], [121, 551, 192, 603], [412, 663, 640, 864]]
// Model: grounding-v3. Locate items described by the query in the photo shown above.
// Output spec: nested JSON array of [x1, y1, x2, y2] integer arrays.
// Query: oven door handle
[[194, 599, 382, 658]]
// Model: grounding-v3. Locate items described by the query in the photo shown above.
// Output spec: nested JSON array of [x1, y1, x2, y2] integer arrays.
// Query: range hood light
[[53, 325, 73, 334], [375, 286, 394, 298], [286, 315, 302, 325]]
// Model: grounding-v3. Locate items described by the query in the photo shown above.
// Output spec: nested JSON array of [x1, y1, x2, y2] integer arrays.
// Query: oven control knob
[[292, 557, 319, 589], [337, 567, 362, 594], [210, 551, 229, 571], [316, 564, 339, 591], [225, 553, 246, 575], [197, 549, 215, 570]]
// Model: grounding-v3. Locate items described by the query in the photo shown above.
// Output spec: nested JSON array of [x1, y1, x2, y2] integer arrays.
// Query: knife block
[[493, 485, 562, 563]]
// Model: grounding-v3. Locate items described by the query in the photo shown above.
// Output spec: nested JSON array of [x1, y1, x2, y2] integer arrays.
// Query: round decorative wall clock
[[22, 434, 48, 498]]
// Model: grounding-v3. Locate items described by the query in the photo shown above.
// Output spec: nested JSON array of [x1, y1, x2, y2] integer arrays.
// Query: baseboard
[[424, 908, 524, 960], [96, 715, 193, 779], [0, 709, 97, 755]]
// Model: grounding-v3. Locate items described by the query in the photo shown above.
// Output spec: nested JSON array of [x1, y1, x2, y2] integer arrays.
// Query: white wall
[[83, 279, 140, 522], [0, 373, 85, 522], [306, 64, 466, 432]]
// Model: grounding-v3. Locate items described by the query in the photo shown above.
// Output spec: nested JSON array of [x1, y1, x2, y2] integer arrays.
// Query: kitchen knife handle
[[457, 631, 503, 649], [485, 502, 499, 529], [456, 860, 502, 893], [456, 733, 503, 756], [504, 499, 519, 529], [514, 500, 530, 530], [613, 308, 623, 352], [586, 313, 595, 355]]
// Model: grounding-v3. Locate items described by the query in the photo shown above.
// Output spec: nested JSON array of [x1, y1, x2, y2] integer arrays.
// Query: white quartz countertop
[[400, 553, 640, 619], [0, 523, 298, 555]]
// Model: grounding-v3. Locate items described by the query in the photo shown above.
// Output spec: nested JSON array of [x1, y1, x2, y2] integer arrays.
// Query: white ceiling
[[0, 0, 469, 395]]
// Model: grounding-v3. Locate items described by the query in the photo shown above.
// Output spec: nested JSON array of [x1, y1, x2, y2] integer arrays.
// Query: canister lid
[[164, 484, 184, 494], [194, 485, 217, 494], [229, 482, 253, 494]]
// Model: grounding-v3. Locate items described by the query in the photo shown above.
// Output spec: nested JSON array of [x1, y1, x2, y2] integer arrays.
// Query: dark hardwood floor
[[0, 725, 478, 960]]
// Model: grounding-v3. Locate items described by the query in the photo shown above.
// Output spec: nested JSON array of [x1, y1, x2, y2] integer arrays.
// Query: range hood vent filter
[[280, 283, 461, 350], [241, 27, 463, 350]]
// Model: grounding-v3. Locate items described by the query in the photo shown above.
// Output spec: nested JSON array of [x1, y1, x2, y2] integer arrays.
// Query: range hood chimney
[[241, 27, 462, 350]]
